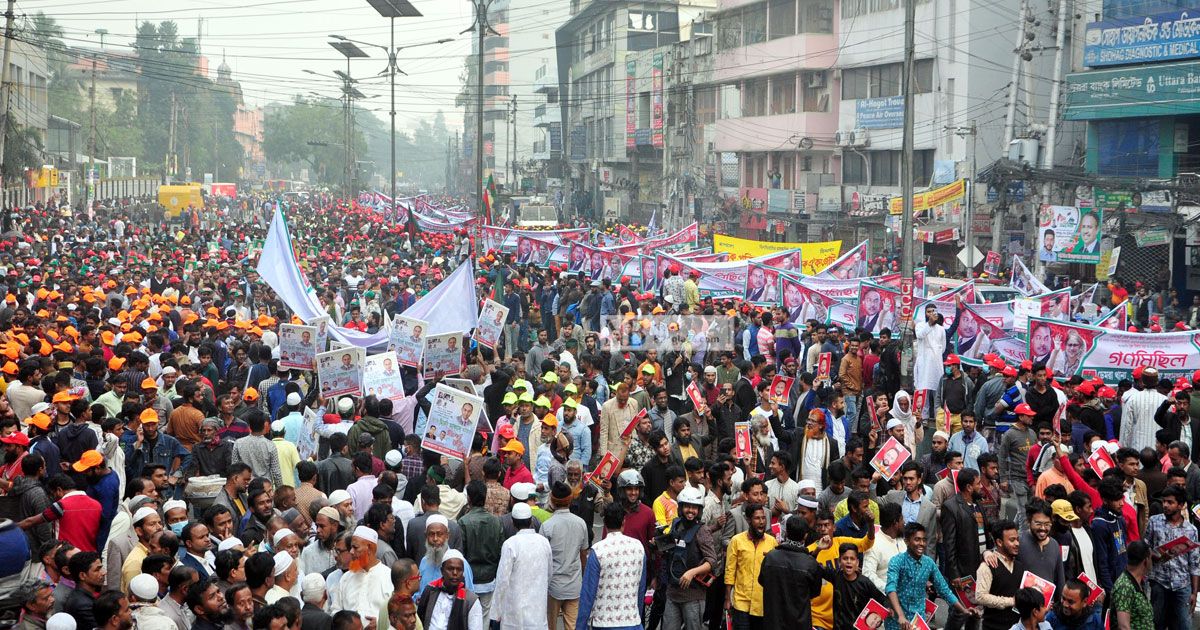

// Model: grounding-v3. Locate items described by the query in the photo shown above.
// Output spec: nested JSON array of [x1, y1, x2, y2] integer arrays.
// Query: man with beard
[[300, 506, 342, 576], [92, 590, 133, 630], [772, 409, 840, 488], [1043, 578, 1103, 630], [331, 526, 392, 622], [186, 578, 232, 630], [919, 431, 953, 485], [612, 470, 657, 553], [15, 578, 55, 630], [724, 501, 774, 630], [189, 418, 233, 478], [64, 551, 106, 629], [224, 583, 254, 630], [758, 516, 823, 630], [119, 506, 163, 592], [417, 549, 483, 630], [128, 573, 177, 630], [418, 515, 476, 597], [241, 488, 276, 541], [660, 487, 717, 630]]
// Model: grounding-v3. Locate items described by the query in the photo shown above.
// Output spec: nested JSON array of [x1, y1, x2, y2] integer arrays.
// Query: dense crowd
[[0, 192, 1185, 630]]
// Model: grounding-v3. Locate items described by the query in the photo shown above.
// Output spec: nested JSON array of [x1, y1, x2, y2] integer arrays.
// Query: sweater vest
[[591, 533, 645, 627], [982, 560, 1023, 630]]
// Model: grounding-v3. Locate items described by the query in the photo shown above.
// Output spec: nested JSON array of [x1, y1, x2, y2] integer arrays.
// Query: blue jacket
[[1089, 506, 1128, 593], [86, 471, 121, 553], [267, 382, 290, 420], [121, 431, 191, 480], [1045, 608, 1104, 630], [178, 552, 212, 580]]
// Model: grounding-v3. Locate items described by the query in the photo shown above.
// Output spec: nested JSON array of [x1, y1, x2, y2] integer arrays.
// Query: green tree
[[2, 122, 44, 182], [264, 96, 367, 190]]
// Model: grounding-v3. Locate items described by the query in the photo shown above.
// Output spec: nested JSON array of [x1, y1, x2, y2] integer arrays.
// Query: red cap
[[1014, 403, 1036, 417], [1191, 369, 1200, 383], [498, 424, 517, 440], [1002, 366, 1018, 377], [943, 354, 961, 366], [1128, 326, 1139, 332], [1176, 322, 1190, 331], [0, 432, 29, 447], [1151, 324, 1163, 333], [1133, 366, 1145, 379], [1076, 382, 1096, 396], [1020, 360, 1033, 371]]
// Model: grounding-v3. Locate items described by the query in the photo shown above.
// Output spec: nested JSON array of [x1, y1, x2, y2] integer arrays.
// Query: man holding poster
[[317, 349, 362, 399], [422, 384, 484, 461], [475, 300, 509, 351], [362, 352, 405, 402], [279, 323, 318, 370]]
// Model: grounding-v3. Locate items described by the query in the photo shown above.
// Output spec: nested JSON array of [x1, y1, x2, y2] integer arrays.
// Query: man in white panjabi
[[489, 503, 552, 629], [332, 525, 393, 619]]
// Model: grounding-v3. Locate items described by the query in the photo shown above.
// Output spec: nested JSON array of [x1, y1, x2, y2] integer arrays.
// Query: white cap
[[286, 392, 302, 406], [426, 514, 449, 529], [511, 502, 533, 520], [162, 499, 187, 514], [798, 496, 819, 509], [161, 366, 177, 376], [273, 529, 295, 546], [272, 550, 294, 576], [797, 480, 817, 491], [933, 430, 951, 442], [46, 613, 76, 630], [352, 525, 379, 544], [31, 402, 51, 415], [217, 537, 243, 552], [329, 489, 352, 506], [886, 419, 903, 431], [132, 506, 158, 525], [510, 482, 536, 501], [129, 573, 159, 600], [300, 573, 325, 603], [385, 449, 403, 467], [337, 397, 355, 413], [271, 420, 285, 433], [442, 549, 466, 566]]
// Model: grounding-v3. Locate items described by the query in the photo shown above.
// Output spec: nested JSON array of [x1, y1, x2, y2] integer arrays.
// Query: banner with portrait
[[388, 315, 429, 368], [828, 301, 859, 330], [799, 275, 868, 301], [421, 384, 485, 461], [1038, 288, 1073, 322], [953, 304, 1007, 362], [780, 275, 838, 325], [817, 240, 870, 279], [656, 253, 745, 298], [316, 348, 364, 398], [971, 301, 1016, 332], [1039, 205, 1103, 265], [1009, 255, 1050, 297], [475, 300, 509, 350], [423, 332, 465, 378], [857, 281, 900, 336], [362, 351, 405, 402], [1095, 303, 1128, 331], [1026, 316, 1200, 382], [515, 235, 569, 268], [278, 324, 319, 371], [744, 261, 783, 305], [638, 255, 660, 291], [481, 226, 589, 253]]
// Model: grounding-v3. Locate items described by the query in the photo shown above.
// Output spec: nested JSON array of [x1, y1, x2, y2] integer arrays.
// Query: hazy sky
[[27, 0, 474, 130]]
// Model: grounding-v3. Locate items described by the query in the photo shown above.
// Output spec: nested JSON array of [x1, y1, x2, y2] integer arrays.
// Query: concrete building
[[555, 0, 715, 222], [65, 49, 138, 112], [215, 59, 265, 180], [8, 39, 50, 142]]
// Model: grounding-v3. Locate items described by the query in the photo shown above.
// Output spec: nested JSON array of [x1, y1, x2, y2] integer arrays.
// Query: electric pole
[[87, 52, 97, 210], [511, 95, 517, 195], [899, 0, 916, 391], [0, 0, 17, 193], [466, 0, 497, 219], [1036, 0, 1071, 280], [999, 0, 1031, 264], [167, 92, 177, 182]]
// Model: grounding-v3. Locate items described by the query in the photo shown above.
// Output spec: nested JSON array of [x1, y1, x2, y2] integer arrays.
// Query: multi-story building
[[555, 0, 715, 222], [65, 48, 138, 112]]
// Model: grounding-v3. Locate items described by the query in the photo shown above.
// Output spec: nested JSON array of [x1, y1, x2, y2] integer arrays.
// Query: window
[[915, 58, 934, 93], [912, 149, 935, 186], [770, 75, 796, 115], [718, 12, 742, 50], [769, 0, 796, 39], [844, 152, 867, 185], [719, 83, 741, 118], [869, 151, 900, 186], [802, 71, 830, 111], [744, 78, 768, 117], [695, 86, 717, 124], [743, 3, 767, 45], [840, 60, 933, 99], [639, 92, 651, 128], [801, 0, 834, 32], [842, 0, 930, 19]]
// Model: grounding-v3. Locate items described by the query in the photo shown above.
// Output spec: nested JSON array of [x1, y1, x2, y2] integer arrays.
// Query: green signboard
[[1065, 60, 1200, 120]]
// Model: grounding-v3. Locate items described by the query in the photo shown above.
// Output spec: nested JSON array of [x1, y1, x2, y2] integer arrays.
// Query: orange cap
[[72, 450, 104, 472], [107, 356, 126, 371], [140, 377, 158, 390], [499, 439, 525, 456], [244, 387, 260, 401], [51, 391, 78, 403], [138, 408, 160, 424], [26, 413, 51, 430]]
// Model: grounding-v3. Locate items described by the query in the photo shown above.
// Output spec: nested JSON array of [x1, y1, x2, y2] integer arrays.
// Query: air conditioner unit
[[849, 128, 870, 147], [806, 72, 826, 88], [834, 130, 850, 147]]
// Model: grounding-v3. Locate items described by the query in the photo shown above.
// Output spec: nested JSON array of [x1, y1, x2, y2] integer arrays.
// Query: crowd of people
[[0, 192, 1187, 630]]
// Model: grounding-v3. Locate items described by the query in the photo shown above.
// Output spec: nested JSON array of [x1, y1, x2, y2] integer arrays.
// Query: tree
[[2, 121, 44, 182], [264, 97, 368, 189]]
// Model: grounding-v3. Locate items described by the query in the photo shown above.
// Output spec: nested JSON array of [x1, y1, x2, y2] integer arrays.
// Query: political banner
[[799, 275, 866, 301], [768, 375, 794, 405], [781, 276, 837, 324], [828, 302, 859, 330], [712, 233, 842, 275], [954, 305, 1005, 361], [858, 281, 900, 336], [971, 301, 1016, 332], [316, 348, 364, 399], [1095, 303, 1128, 331], [421, 384, 484, 461], [475, 300, 509, 350], [655, 253, 745, 298], [639, 255, 659, 291], [744, 262, 783, 305], [1010, 255, 1050, 296], [481, 226, 589, 252], [1037, 204, 1103, 265], [515, 235, 568, 268], [423, 332, 465, 378], [1013, 298, 1042, 333], [388, 315, 429, 368], [1027, 316, 1200, 382], [983, 251, 1001, 276], [362, 352, 405, 402], [1038, 288, 1073, 321], [278, 324, 319, 370], [818, 240, 870, 279]]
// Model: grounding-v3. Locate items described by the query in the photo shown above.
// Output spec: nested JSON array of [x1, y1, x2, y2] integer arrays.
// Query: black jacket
[[757, 542, 824, 630], [10, 475, 51, 551], [734, 378, 756, 422], [940, 494, 991, 581], [63, 586, 98, 630], [300, 602, 333, 630]]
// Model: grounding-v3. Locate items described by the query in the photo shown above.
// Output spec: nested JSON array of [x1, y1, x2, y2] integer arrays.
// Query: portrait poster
[[589, 451, 622, 488], [423, 332, 465, 378], [622, 408, 648, 439], [734, 422, 752, 461], [857, 281, 900, 336], [870, 436, 911, 481], [421, 384, 484, 461], [1026, 316, 1200, 382], [1076, 573, 1104, 606], [781, 275, 836, 324], [278, 324, 318, 371], [389, 315, 429, 368], [1019, 571, 1056, 608], [316, 348, 364, 399], [954, 305, 1005, 362], [309, 315, 331, 354], [743, 261, 781, 305], [768, 375, 794, 405], [686, 381, 705, 409], [1038, 288, 1073, 322], [475, 300, 509, 350], [361, 351, 405, 402], [853, 599, 890, 630], [1088, 447, 1116, 477]]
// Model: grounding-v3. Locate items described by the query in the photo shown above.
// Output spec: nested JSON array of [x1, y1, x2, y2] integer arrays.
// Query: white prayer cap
[[286, 392, 302, 406], [886, 419, 903, 431], [301, 573, 325, 603], [442, 549, 466, 566], [337, 397, 355, 413], [162, 499, 187, 514], [385, 449, 404, 467], [273, 550, 294, 576], [129, 573, 159, 601], [271, 420, 285, 434], [218, 537, 243, 552], [512, 502, 533, 520], [933, 431, 951, 442], [31, 402, 51, 415], [352, 525, 379, 544], [273, 529, 295, 546], [46, 613, 76, 630], [329, 490, 352, 506], [132, 506, 158, 525], [426, 514, 449, 529], [510, 482, 536, 501], [798, 496, 819, 509], [161, 366, 177, 376], [797, 480, 817, 491]]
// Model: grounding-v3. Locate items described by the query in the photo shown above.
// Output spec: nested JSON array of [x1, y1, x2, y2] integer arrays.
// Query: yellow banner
[[888, 179, 966, 215], [712, 234, 843, 275]]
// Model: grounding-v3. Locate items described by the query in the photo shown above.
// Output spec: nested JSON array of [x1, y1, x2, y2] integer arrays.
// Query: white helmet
[[677, 487, 705, 507]]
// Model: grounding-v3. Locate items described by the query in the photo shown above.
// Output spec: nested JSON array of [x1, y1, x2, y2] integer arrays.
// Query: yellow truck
[[158, 184, 203, 217]]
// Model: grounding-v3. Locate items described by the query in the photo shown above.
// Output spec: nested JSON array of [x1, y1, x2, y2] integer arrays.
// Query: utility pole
[[999, 0, 1031, 262], [87, 52, 97, 210], [899, 0, 916, 391], [511, 95, 517, 195], [1037, 0, 1071, 280], [167, 92, 177, 182], [0, 0, 17, 193], [947, 122, 978, 274], [466, 0, 496, 220]]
